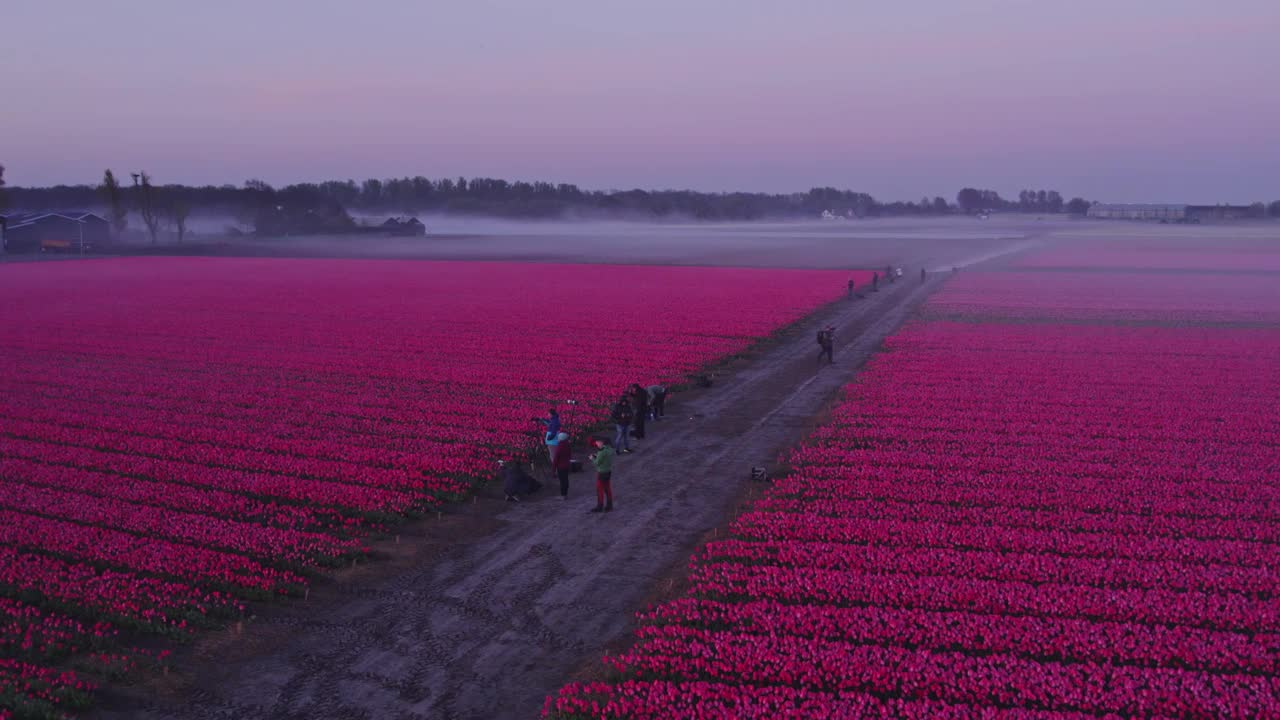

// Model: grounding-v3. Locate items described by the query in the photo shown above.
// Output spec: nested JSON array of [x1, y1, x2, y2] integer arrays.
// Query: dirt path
[[98, 275, 942, 720]]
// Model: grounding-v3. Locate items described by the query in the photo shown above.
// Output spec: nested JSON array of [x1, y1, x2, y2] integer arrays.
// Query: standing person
[[551, 432, 572, 500], [610, 398, 634, 453], [920, 267, 927, 283], [538, 408, 561, 460], [630, 384, 649, 439], [646, 384, 667, 421], [847, 278, 854, 298], [816, 326, 834, 365], [872, 272, 879, 291], [589, 440, 615, 513]]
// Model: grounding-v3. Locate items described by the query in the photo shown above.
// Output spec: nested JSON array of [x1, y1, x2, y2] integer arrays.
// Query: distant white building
[[1087, 203, 1258, 222], [1087, 204, 1188, 221]]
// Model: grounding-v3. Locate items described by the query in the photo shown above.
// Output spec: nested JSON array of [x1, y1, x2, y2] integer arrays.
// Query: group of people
[[521, 383, 669, 513]]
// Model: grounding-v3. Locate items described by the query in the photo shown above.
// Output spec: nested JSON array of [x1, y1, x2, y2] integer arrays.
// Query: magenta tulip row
[[0, 659, 94, 719], [0, 600, 117, 663], [0, 482, 364, 566], [698, 538, 1279, 597], [644, 598, 1278, 675]]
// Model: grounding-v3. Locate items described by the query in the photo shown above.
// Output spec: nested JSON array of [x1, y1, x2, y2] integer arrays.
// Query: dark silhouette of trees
[[101, 170, 128, 234], [958, 188, 1007, 213], [1065, 197, 1092, 215], [1269, 200, 1280, 218], [1017, 189, 1065, 213], [170, 196, 190, 244], [131, 172, 162, 244], [7, 174, 1102, 225]]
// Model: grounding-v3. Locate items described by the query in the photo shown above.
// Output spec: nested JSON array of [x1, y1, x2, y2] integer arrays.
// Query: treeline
[[4, 171, 1099, 223]]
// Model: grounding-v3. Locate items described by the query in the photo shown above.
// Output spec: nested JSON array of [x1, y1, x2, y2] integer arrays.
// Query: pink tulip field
[[547, 253, 1280, 718], [0, 257, 864, 718]]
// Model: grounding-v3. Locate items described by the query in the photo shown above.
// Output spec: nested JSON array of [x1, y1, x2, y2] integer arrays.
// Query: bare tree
[[170, 198, 190, 244], [132, 172, 161, 244], [101, 170, 128, 235]]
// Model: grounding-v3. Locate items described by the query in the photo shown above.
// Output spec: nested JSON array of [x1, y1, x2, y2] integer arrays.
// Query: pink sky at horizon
[[2, 0, 1277, 202]]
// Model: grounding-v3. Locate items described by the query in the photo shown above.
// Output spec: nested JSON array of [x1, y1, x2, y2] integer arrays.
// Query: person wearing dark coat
[[816, 326, 835, 365], [501, 461, 541, 502], [610, 399, 634, 453], [630, 384, 649, 439], [551, 432, 572, 500]]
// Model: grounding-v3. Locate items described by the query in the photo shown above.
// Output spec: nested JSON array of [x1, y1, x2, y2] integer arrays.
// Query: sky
[[3, 0, 1278, 202]]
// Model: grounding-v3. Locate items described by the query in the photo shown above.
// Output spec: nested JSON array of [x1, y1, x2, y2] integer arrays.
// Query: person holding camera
[[538, 408, 561, 460], [588, 439, 615, 513]]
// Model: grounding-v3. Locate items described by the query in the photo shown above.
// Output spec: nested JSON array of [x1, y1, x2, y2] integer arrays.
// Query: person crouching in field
[[646, 384, 667, 421], [589, 440, 615, 513], [630, 384, 649, 439], [611, 398, 634, 453], [551, 432, 572, 500]]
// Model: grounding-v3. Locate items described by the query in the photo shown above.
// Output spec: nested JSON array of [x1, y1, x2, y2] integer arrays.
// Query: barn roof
[[1, 211, 106, 229], [1090, 203, 1188, 211]]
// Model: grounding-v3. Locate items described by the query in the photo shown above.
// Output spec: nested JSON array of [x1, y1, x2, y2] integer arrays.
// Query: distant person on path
[[647, 384, 667, 421], [816, 326, 835, 365], [920, 268, 927, 283], [630, 384, 649, 439], [551, 432, 572, 500], [872, 272, 879, 291], [589, 440, 615, 513], [611, 398, 634, 453], [847, 278, 854, 298]]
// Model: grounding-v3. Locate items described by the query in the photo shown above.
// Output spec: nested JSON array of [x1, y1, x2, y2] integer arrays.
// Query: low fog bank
[[104, 214, 1061, 270]]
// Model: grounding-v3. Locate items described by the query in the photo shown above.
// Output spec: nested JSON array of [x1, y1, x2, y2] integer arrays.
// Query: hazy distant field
[[147, 215, 1059, 270]]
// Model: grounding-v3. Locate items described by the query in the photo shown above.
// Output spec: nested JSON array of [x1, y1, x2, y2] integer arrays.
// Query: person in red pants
[[588, 439, 615, 513]]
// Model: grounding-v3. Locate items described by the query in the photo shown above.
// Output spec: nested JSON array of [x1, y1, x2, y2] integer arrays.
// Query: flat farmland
[[548, 231, 1280, 718], [0, 256, 873, 719]]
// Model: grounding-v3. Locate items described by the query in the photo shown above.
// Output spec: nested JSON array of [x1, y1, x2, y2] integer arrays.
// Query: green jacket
[[592, 446, 615, 474]]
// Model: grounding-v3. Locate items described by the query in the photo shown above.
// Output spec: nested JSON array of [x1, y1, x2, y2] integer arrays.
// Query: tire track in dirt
[[96, 274, 947, 720]]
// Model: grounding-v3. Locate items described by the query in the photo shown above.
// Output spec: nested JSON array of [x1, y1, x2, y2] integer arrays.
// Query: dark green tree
[[1065, 197, 1091, 215]]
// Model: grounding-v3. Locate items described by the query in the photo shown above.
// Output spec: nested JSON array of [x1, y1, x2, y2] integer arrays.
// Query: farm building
[[1186, 204, 1254, 220], [0, 211, 110, 253], [1087, 204, 1189, 221], [1087, 203, 1255, 222], [381, 216, 427, 237]]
